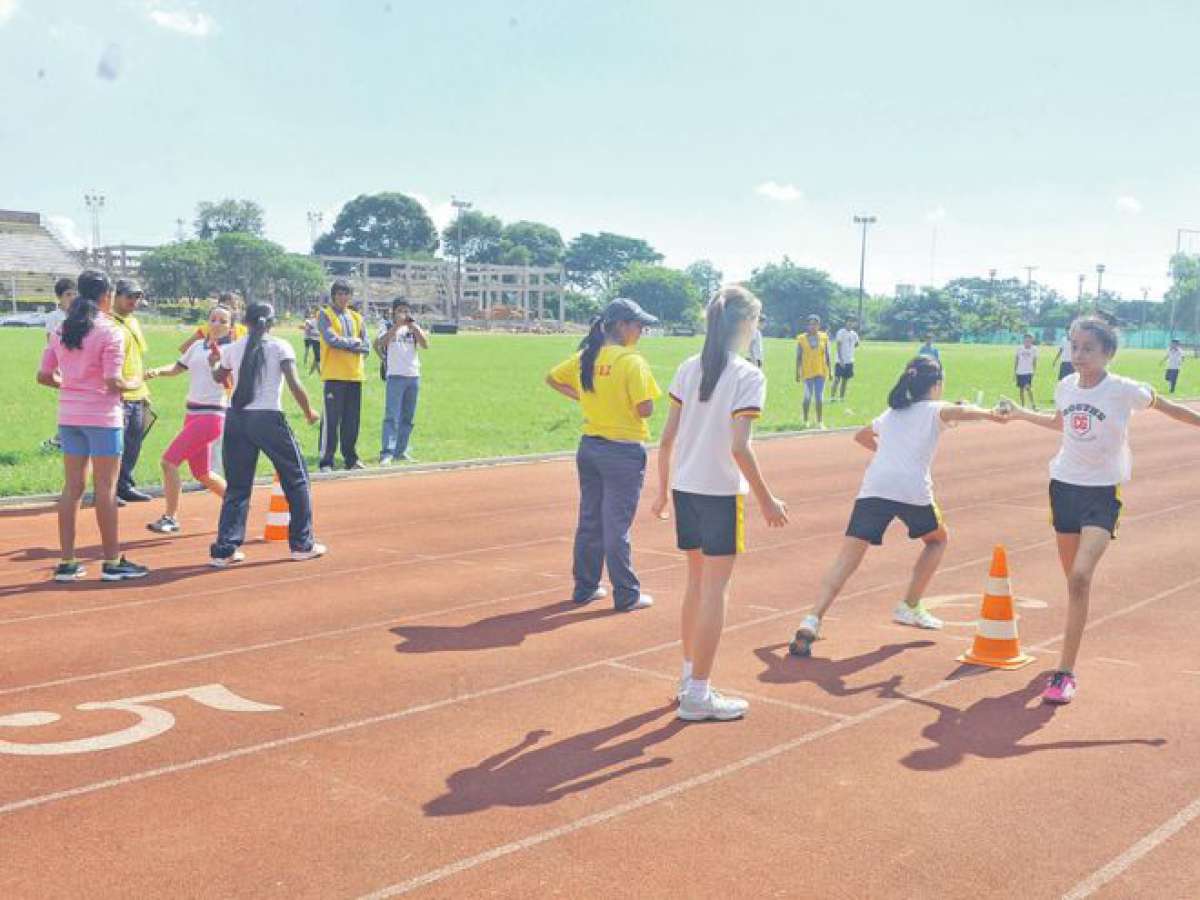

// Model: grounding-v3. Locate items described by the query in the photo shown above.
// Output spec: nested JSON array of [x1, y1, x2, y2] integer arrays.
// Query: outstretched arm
[[1000, 397, 1062, 431], [1151, 394, 1200, 427], [940, 403, 1007, 425]]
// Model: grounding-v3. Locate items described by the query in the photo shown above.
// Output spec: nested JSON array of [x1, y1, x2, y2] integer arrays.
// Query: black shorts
[[1049, 479, 1121, 538], [1016, 373, 1033, 388], [1166, 369, 1180, 388], [673, 490, 744, 556], [835, 362, 855, 379], [1058, 362, 1075, 380], [846, 497, 942, 546]]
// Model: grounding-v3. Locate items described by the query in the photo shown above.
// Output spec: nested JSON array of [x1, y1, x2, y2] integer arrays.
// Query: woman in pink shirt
[[37, 269, 150, 582]]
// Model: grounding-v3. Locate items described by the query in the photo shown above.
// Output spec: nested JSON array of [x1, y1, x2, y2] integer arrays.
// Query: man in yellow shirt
[[112, 279, 153, 503], [317, 280, 371, 471], [795, 314, 831, 429]]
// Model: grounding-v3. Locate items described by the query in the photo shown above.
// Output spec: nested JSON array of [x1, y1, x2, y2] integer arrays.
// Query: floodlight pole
[[1095, 264, 1106, 306], [853, 215, 876, 325], [84, 192, 105, 255], [451, 197, 472, 324]]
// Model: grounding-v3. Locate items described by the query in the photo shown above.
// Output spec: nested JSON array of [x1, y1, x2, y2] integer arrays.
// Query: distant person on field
[[1162, 338, 1184, 394], [1052, 328, 1074, 380], [40, 277, 77, 451], [831, 317, 861, 402], [747, 315, 764, 368], [317, 280, 370, 472], [302, 307, 321, 373], [142, 305, 233, 534], [209, 302, 325, 567], [1014, 332, 1039, 410], [546, 298, 661, 612], [917, 333, 941, 366], [36, 269, 149, 582], [180, 292, 246, 354], [795, 314, 831, 429], [112, 279, 153, 504], [375, 297, 428, 464]]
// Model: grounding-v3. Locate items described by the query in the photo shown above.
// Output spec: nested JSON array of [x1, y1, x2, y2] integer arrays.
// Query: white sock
[[686, 678, 710, 703], [681, 660, 693, 682]]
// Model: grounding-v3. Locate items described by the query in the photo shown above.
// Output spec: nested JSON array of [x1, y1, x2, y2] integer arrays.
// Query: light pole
[[853, 215, 876, 326], [1077, 273, 1085, 305], [84, 192, 105, 253], [1023, 266, 1037, 310], [451, 197, 472, 323], [988, 268, 997, 300], [306, 211, 324, 248], [1095, 264, 1106, 305]]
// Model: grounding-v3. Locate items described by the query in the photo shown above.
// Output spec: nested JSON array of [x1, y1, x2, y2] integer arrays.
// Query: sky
[[4, 0, 1200, 301]]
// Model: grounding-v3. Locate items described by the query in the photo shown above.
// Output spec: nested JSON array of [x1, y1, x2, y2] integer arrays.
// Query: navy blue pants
[[572, 436, 646, 609], [117, 399, 147, 495]]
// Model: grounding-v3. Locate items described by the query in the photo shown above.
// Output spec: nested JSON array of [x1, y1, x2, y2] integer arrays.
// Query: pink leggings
[[162, 412, 224, 479]]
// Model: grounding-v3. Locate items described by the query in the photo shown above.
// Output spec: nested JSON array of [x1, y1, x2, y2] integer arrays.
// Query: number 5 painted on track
[[0, 684, 282, 756]]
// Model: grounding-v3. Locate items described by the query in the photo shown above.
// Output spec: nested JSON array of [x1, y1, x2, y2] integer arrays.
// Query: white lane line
[[1094, 657, 1139, 668], [1061, 794, 1200, 899], [746, 604, 780, 612]]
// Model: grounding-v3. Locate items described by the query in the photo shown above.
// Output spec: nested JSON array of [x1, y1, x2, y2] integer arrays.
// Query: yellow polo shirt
[[549, 344, 661, 443], [112, 312, 150, 402], [796, 330, 831, 380]]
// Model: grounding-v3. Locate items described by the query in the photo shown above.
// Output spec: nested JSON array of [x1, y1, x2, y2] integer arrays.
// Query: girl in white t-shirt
[[1003, 317, 1200, 704], [652, 287, 789, 722], [789, 355, 1007, 656]]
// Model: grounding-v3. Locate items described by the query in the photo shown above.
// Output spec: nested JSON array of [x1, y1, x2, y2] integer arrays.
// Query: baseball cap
[[602, 297, 658, 326], [115, 278, 144, 297]]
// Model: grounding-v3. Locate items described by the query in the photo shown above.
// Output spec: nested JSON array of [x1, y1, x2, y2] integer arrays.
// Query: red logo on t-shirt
[[1071, 411, 1092, 436]]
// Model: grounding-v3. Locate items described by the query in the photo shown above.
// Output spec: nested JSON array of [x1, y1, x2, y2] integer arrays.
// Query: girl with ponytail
[[787, 355, 1008, 656], [652, 286, 789, 722], [546, 298, 662, 611], [209, 302, 326, 567]]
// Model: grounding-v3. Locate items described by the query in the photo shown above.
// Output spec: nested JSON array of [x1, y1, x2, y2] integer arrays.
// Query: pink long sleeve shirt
[[39, 316, 126, 428]]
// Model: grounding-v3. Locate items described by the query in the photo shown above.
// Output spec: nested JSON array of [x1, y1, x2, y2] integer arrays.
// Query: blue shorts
[[58, 425, 123, 458], [804, 376, 826, 401]]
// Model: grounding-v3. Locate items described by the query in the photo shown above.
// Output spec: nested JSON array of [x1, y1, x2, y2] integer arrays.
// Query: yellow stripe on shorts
[[736, 494, 746, 554]]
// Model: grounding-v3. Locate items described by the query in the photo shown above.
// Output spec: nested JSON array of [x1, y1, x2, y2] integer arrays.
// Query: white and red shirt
[[1050, 373, 1155, 486]]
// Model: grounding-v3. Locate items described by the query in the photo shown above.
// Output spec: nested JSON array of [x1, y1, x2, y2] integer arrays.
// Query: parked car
[[0, 311, 49, 327]]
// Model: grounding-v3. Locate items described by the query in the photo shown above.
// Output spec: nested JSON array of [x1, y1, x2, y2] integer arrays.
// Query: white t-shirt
[[1167, 347, 1184, 370], [668, 353, 766, 496], [1057, 336, 1072, 361], [179, 340, 228, 409], [858, 401, 948, 506], [379, 324, 421, 377], [1050, 373, 1155, 486], [1015, 345, 1038, 375], [835, 328, 860, 364], [747, 329, 763, 365], [45, 308, 66, 336], [219, 335, 296, 412]]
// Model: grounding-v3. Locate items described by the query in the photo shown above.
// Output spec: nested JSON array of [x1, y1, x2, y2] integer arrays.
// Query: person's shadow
[[755, 640, 936, 698], [424, 704, 683, 816], [392, 600, 617, 654], [893, 672, 1167, 771]]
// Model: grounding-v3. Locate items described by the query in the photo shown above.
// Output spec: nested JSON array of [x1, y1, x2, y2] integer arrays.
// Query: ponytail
[[578, 317, 608, 393], [231, 302, 274, 410], [699, 286, 762, 402], [887, 355, 943, 410], [62, 268, 109, 350]]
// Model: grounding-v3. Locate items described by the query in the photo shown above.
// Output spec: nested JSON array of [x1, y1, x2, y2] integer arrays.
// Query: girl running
[[144, 305, 233, 534], [653, 287, 789, 721], [209, 302, 326, 567], [788, 355, 1007, 655], [1002, 317, 1200, 703], [546, 298, 661, 612], [36, 269, 149, 582]]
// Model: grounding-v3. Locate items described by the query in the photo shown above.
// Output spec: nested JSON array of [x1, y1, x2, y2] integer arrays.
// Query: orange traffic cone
[[957, 545, 1033, 670], [263, 474, 290, 542]]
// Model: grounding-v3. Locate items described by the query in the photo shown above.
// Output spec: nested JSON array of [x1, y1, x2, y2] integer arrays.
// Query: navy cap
[[115, 278, 143, 297], [602, 297, 658, 326]]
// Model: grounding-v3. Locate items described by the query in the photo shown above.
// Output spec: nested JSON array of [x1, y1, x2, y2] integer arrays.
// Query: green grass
[[1, 326, 1192, 497]]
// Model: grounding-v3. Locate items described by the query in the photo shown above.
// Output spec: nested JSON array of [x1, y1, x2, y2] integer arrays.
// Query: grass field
[[0, 323, 1192, 497]]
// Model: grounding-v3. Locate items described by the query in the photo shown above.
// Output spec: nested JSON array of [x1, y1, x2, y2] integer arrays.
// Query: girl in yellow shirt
[[547, 298, 661, 611]]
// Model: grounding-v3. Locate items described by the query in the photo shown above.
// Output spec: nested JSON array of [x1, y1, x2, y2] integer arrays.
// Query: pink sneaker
[[1043, 671, 1077, 704]]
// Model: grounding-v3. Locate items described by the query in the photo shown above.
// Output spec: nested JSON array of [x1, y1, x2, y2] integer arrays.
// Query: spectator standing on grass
[[546, 298, 661, 612], [36, 269, 149, 582], [209, 302, 325, 567], [747, 316, 764, 368], [795, 314, 831, 429], [111, 279, 154, 504], [303, 307, 321, 374], [375, 297, 428, 464], [40, 277, 77, 451], [1052, 328, 1074, 381], [1014, 333, 1039, 411], [831, 317, 861, 403], [317, 280, 370, 472], [1162, 338, 1184, 394], [917, 333, 941, 367]]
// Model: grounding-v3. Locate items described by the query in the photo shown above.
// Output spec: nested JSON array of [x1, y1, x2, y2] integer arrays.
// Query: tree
[[440, 209, 503, 263], [194, 199, 265, 240], [563, 290, 601, 323], [877, 288, 963, 340], [271, 254, 327, 312], [314, 193, 438, 258], [139, 240, 217, 302], [747, 258, 840, 337], [565, 232, 662, 294], [684, 260, 723, 299], [1167, 253, 1200, 337], [212, 232, 285, 302], [499, 221, 565, 266], [613, 264, 701, 324]]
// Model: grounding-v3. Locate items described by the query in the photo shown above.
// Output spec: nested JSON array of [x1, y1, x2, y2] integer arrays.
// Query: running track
[[2, 417, 1199, 898]]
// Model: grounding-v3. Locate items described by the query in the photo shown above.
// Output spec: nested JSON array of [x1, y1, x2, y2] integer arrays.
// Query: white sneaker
[[291, 542, 327, 562], [209, 550, 246, 569], [573, 585, 608, 605], [619, 593, 654, 612], [892, 602, 943, 630], [677, 689, 749, 722], [677, 677, 689, 702]]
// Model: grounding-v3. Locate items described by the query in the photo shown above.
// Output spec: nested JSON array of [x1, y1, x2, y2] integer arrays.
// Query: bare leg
[[91, 456, 121, 561], [679, 550, 704, 664], [815, 393, 824, 425], [199, 473, 226, 498], [57, 454, 90, 560], [813, 537, 871, 619], [1055, 532, 1080, 577], [689, 554, 737, 681], [161, 460, 182, 518], [903, 528, 949, 607], [1057, 527, 1110, 673], [802, 394, 811, 424]]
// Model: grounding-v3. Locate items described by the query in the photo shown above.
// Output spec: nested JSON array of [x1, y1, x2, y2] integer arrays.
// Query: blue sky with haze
[[3, 0, 1198, 300]]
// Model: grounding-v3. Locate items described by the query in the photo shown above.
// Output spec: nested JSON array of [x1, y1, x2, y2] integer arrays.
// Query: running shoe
[[398, 452, 415, 462], [209, 550, 246, 569], [53, 561, 86, 582], [346, 461, 366, 471], [789, 613, 822, 656], [1042, 670, 1077, 705], [892, 602, 943, 630], [572, 585, 608, 605], [617, 593, 654, 612], [677, 689, 749, 722], [378, 455, 394, 466], [291, 542, 328, 562], [101, 556, 150, 581], [147, 515, 181, 534]]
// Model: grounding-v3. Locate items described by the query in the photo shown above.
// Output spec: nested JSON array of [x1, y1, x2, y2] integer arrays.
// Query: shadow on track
[[754, 640, 936, 697], [392, 600, 619, 654]]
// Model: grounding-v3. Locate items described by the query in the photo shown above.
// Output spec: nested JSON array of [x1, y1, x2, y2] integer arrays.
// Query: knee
[[1067, 569, 1092, 597], [924, 527, 949, 546]]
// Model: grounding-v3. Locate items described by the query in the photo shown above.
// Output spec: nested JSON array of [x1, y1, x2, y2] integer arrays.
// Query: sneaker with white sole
[[101, 556, 150, 581], [892, 602, 943, 630], [789, 613, 822, 656], [617, 593, 653, 612], [677, 689, 749, 722], [291, 542, 327, 562], [53, 561, 86, 582], [147, 515, 181, 535], [572, 585, 608, 605], [209, 550, 246, 568]]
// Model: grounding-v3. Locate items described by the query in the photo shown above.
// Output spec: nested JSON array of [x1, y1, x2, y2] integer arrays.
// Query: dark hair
[[231, 302, 275, 411], [217, 291, 235, 307], [62, 269, 109, 350], [54, 277, 75, 298], [578, 317, 619, 392], [887, 355, 943, 410], [330, 279, 353, 298], [699, 287, 762, 402], [391, 297, 411, 311], [1071, 316, 1118, 355]]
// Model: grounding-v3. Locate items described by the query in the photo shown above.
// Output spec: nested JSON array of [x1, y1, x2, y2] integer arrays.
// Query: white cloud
[[925, 205, 947, 223], [145, 3, 215, 37], [46, 214, 88, 250], [0, 0, 18, 27], [1115, 195, 1142, 215], [409, 192, 457, 234], [754, 181, 803, 203]]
